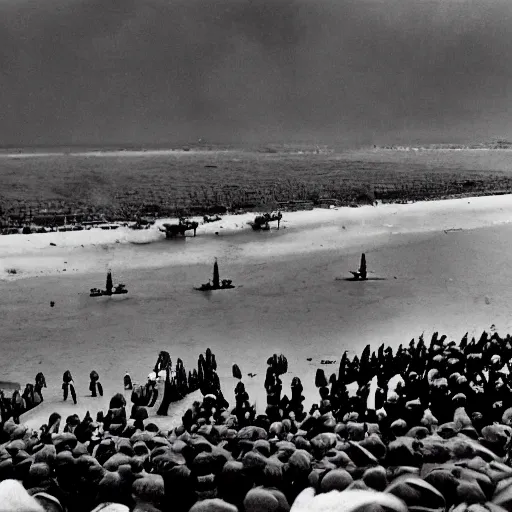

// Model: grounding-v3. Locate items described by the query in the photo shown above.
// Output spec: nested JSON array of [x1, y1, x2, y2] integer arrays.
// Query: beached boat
[[350, 253, 368, 280], [90, 271, 128, 297], [196, 259, 235, 291], [57, 224, 84, 232], [159, 218, 198, 238], [203, 214, 222, 223], [250, 211, 282, 230]]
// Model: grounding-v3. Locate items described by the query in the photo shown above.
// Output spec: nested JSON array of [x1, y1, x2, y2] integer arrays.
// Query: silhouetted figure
[[89, 370, 103, 397], [35, 372, 46, 402], [360, 253, 367, 280], [124, 372, 133, 390], [106, 271, 113, 295], [213, 259, 220, 289], [62, 370, 77, 404], [11, 390, 24, 424], [22, 383, 40, 412], [42, 412, 61, 440], [64, 414, 80, 433], [0, 390, 11, 423], [197, 260, 234, 291]]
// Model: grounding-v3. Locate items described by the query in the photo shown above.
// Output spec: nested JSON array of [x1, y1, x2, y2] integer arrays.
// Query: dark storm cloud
[[1, 0, 512, 146]]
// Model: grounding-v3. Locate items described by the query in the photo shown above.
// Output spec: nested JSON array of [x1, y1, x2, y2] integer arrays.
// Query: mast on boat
[[213, 259, 220, 289], [359, 253, 367, 280], [106, 270, 113, 295], [196, 257, 234, 291], [90, 269, 128, 297]]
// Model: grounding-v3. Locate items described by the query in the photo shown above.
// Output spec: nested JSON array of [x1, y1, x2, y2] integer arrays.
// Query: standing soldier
[[124, 372, 133, 390], [89, 371, 103, 397], [62, 370, 77, 405], [11, 390, 25, 424]]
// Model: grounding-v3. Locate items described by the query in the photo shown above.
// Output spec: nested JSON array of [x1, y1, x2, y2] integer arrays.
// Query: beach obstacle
[[250, 211, 282, 231], [90, 270, 128, 297], [159, 217, 198, 238], [349, 253, 368, 281], [195, 258, 235, 291], [203, 214, 222, 223]]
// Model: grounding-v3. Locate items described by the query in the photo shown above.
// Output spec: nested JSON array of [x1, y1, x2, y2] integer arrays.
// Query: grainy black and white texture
[[1, 0, 512, 147]]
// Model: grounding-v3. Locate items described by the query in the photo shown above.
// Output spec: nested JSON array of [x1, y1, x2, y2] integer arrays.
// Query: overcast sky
[[1, 0, 511, 147]]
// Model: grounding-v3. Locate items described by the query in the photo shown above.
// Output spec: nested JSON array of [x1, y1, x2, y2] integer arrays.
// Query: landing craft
[[250, 211, 282, 231], [90, 270, 128, 297], [159, 218, 198, 238], [350, 253, 368, 281], [196, 259, 235, 291]]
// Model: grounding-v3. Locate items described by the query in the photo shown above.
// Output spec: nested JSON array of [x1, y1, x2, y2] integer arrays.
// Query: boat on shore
[[250, 211, 282, 230], [90, 271, 128, 297], [196, 259, 235, 291], [350, 253, 368, 280], [159, 218, 199, 238]]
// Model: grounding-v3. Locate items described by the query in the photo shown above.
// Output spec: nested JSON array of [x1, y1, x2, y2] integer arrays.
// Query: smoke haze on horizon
[[1, 0, 512, 147]]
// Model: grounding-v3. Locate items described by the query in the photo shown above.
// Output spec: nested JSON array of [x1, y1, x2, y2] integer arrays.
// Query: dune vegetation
[[1, 148, 512, 224]]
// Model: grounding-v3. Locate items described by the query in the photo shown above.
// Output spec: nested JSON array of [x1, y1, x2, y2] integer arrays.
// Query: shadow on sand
[[336, 277, 388, 282]]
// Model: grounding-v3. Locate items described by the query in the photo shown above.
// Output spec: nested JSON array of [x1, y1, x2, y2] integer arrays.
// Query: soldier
[[62, 370, 77, 405], [124, 372, 133, 390], [89, 370, 103, 397]]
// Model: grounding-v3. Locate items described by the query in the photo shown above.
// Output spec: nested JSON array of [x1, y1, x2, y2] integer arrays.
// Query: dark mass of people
[[4, 333, 512, 512]]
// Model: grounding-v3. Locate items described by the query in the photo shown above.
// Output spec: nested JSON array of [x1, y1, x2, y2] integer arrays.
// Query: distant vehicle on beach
[[60, 225, 84, 232], [1, 227, 20, 235], [159, 218, 199, 238], [90, 270, 128, 297], [250, 211, 282, 230], [129, 218, 155, 230], [98, 224, 120, 230], [203, 214, 222, 223]]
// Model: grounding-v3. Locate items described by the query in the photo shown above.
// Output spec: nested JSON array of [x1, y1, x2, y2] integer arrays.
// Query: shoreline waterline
[[2, 193, 512, 281]]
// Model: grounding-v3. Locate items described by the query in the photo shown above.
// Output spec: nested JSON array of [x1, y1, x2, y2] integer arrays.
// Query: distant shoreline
[[1, 140, 511, 155], [1, 190, 510, 237], [0, 148, 235, 158], [0, 142, 335, 156], [375, 142, 512, 151], [2, 145, 512, 233]]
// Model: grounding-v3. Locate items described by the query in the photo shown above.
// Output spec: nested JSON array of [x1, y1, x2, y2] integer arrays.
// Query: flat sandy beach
[[2, 194, 512, 430]]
